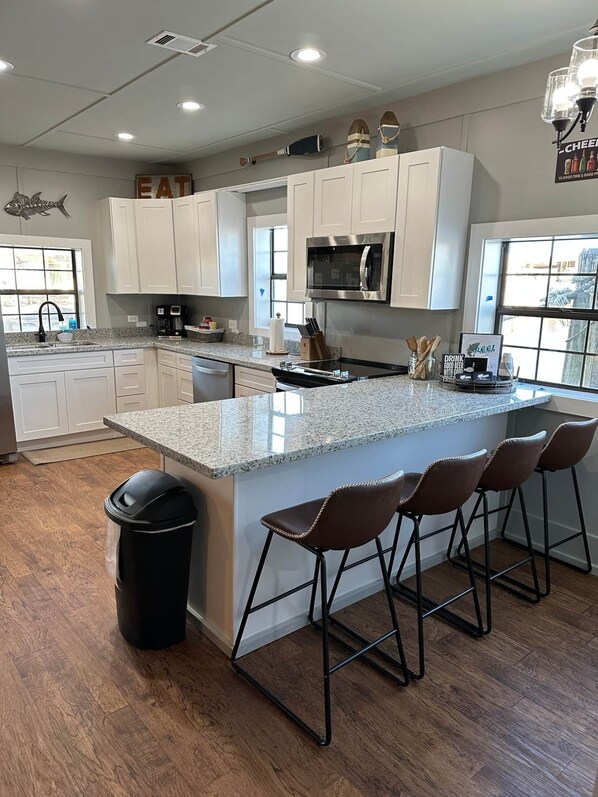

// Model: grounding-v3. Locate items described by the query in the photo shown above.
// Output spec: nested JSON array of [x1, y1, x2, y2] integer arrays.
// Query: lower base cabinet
[[158, 364, 179, 407], [10, 372, 69, 441], [116, 395, 148, 413], [234, 365, 276, 397], [65, 368, 116, 434]]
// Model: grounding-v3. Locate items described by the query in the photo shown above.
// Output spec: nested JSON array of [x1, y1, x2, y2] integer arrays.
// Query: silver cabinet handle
[[359, 245, 371, 291], [193, 365, 228, 376]]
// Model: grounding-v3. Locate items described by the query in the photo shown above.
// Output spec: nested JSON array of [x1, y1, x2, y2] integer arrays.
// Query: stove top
[[273, 357, 407, 388]]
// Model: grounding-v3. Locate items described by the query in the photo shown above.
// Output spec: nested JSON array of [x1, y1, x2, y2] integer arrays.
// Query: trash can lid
[[104, 469, 197, 530]]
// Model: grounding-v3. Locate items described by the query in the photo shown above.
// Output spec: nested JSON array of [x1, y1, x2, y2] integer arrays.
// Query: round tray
[[439, 375, 518, 394]]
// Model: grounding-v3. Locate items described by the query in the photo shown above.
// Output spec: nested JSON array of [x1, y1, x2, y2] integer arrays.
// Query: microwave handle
[[359, 245, 371, 291]]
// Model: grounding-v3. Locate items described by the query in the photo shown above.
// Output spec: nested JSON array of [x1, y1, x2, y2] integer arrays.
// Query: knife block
[[300, 337, 320, 360]]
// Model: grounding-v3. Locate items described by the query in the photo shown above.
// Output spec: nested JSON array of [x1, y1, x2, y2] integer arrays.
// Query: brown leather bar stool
[[231, 470, 409, 747], [388, 450, 488, 680], [447, 432, 546, 634], [502, 418, 597, 597]]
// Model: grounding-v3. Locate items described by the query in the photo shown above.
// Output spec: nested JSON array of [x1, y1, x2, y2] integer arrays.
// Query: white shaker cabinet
[[134, 199, 178, 293], [390, 147, 474, 311], [313, 164, 353, 236], [351, 157, 398, 234], [100, 198, 140, 294], [65, 367, 116, 434], [10, 372, 69, 441], [286, 171, 314, 301], [173, 191, 247, 297], [158, 364, 179, 408]]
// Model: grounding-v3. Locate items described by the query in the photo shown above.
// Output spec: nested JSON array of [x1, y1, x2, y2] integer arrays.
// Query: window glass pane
[[505, 241, 551, 274], [46, 270, 74, 291], [547, 272, 595, 309], [0, 248, 14, 269], [503, 346, 537, 380], [287, 303, 305, 325], [273, 252, 287, 275], [14, 248, 43, 270], [45, 250, 72, 270], [582, 355, 598, 389], [0, 270, 16, 290], [587, 322, 598, 354], [20, 314, 40, 331], [272, 279, 287, 301], [551, 239, 598, 274], [499, 315, 541, 348], [16, 270, 45, 291], [55, 295, 76, 314], [272, 301, 287, 321], [1, 295, 18, 313], [540, 318, 587, 352], [537, 350, 583, 387], [502, 275, 548, 307], [19, 294, 47, 312], [273, 227, 288, 251], [2, 316, 21, 332]]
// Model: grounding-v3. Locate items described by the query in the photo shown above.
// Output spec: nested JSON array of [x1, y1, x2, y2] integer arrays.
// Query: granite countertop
[[104, 377, 552, 479], [5, 336, 300, 372]]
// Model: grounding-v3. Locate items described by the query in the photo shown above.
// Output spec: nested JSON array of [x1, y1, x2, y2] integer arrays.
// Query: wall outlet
[[136, 321, 147, 328], [127, 315, 138, 323], [228, 320, 238, 332]]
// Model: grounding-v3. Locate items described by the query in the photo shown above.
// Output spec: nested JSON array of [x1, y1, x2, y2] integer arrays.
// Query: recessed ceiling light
[[290, 47, 326, 63], [115, 132, 136, 141], [177, 100, 205, 111], [0, 59, 15, 72]]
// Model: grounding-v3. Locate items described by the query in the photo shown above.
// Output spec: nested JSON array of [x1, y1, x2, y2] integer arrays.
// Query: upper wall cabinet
[[173, 191, 247, 297], [100, 198, 140, 294], [134, 200, 178, 294], [287, 171, 314, 302], [313, 164, 353, 236], [351, 157, 398, 234], [390, 147, 474, 311]]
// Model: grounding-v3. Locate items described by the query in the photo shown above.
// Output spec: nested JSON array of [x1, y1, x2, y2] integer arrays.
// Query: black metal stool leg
[[318, 551, 332, 746], [375, 536, 410, 683], [499, 487, 517, 540], [308, 556, 322, 626], [231, 530, 274, 663], [456, 508, 485, 637], [413, 516, 425, 680], [571, 465, 593, 575], [518, 486, 541, 603], [481, 492, 492, 634], [449, 492, 482, 562], [541, 470, 551, 598]]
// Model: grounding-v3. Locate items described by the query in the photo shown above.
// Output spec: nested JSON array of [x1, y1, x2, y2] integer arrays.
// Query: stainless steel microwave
[[306, 232, 393, 302]]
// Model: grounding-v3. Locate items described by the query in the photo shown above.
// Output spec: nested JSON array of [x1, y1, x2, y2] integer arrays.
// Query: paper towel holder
[[266, 312, 289, 356]]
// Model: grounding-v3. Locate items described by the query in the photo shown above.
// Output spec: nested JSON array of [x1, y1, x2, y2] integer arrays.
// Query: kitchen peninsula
[[104, 377, 552, 655]]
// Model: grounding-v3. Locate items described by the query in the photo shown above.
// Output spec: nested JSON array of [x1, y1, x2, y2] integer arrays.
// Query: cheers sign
[[555, 138, 598, 183]]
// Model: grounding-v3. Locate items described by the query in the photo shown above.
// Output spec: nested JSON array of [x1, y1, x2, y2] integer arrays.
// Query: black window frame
[[268, 226, 306, 329], [495, 237, 598, 392]]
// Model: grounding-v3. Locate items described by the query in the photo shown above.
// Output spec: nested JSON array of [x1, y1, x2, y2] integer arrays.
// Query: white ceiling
[[0, 0, 596, 163]]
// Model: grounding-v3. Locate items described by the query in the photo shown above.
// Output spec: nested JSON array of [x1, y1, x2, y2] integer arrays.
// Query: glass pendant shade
[[567, 36, 598, 98], [541, 67, 577, 123]]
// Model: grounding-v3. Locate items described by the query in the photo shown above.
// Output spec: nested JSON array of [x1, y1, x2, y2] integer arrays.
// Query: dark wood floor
[[0, 449, 597, 797]]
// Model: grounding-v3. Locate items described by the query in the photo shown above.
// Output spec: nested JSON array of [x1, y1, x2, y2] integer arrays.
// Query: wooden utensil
[[406, 336, 418, 353]]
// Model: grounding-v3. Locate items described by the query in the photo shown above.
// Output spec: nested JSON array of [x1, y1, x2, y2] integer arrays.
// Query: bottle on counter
[[68, 318, 77, 330]]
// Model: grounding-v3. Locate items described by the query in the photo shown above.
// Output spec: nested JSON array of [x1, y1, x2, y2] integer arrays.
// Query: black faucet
[[38, 301, 64, 343]]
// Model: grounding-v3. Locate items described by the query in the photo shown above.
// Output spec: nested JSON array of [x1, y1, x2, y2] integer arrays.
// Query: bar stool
[[231, 470, 409, 747], [389, 450, 489, 680], [447, 432, 546, 634], [502, 418, 597, 597]]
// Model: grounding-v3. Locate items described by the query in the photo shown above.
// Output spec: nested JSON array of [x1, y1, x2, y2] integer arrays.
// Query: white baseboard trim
[[18, 427, 119, 451]]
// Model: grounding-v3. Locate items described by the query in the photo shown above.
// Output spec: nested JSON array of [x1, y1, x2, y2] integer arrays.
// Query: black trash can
[[105, 469, 197, 650]]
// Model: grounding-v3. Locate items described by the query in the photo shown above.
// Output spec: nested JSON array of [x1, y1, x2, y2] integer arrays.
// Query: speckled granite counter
[[104, 378, 551, 479]]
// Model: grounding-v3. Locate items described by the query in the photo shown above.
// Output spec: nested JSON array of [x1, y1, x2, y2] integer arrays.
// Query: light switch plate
[[136, 321, 147, 328], [228, 320, 238, 332], [127, 315, 138, 323]]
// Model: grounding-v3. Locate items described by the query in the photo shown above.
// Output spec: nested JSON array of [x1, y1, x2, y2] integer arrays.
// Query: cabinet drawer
[[176, 354, 192, 372], [235, 383, 269, 398], [114, 348, 144, 366], [158, 349, 178, 368], [8, 350, 114, 375], [234, 366, 276, 393], [116, 395, 148, 413], [177, 370, 194, 403], [115, 365, 146, 397]]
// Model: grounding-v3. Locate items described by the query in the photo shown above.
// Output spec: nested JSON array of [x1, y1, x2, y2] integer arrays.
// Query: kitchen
[[1, 2, 598, 795]]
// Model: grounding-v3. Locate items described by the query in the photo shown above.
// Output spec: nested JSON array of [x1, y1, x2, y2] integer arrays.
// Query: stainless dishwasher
[[192, 356, 234, 403]]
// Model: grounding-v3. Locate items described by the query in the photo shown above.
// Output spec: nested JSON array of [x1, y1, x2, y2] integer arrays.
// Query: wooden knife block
[[300, 333, 331, 361]]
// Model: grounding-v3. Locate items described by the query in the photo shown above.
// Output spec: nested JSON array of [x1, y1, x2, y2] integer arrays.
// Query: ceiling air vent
[[146, 31, 217, 57]]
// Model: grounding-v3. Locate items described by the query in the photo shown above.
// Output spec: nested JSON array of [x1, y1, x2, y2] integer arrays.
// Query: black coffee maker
[[156, 305, 188, 338]]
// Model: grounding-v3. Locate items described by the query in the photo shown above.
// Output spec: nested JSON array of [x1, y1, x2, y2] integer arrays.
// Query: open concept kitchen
[[1, 3, 598, 795]]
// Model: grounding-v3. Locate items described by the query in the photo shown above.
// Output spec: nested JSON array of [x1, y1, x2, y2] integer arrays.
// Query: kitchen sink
[[7, 340, 101, 352]]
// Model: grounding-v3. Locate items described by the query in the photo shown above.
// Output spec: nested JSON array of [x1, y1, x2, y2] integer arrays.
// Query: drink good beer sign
[[555, 138, 598, 183], [135, 174, 192, 199]]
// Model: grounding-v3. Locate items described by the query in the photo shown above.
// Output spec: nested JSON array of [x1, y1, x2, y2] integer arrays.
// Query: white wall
[[0, 143, 164, 328], [179, 51, 591, 361]]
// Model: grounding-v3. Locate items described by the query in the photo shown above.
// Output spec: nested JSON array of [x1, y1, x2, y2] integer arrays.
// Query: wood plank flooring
[[0, 449, 597, 796]]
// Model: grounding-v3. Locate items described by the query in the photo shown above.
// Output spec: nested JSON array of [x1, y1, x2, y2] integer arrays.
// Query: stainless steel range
[[273, 357, 407, 391]]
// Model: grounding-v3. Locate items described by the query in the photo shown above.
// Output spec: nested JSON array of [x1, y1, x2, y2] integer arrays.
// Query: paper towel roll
[[269, 313, 285, 353]]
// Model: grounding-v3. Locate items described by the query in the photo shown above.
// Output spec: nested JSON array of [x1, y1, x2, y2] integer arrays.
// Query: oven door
[[306, 233, 393, 302]]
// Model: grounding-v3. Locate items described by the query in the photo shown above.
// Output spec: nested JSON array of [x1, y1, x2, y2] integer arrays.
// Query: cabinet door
[[135, 200, 178, 293], [65, 368, 117, 434], [390, 148, 441, 310], [10, 372, 69, 442], [173, 195, 201, 295], [313, 164, 353, 236], [287, 172, 314, 301], [158, 365, 178, 408], [194, 193, 220, 296], [177, 370, 194, 403], [103, 198, 139, 293], [351, 157, 398, 234]]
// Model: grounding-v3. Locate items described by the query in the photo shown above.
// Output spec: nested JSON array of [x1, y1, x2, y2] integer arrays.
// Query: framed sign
[[459, 332, 503, 375], [555, 138, 598, 183], [136, 174, 192, 199]]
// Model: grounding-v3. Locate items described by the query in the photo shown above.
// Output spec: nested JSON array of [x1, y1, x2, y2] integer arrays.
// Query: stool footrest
[[249, 576, 316, 614], [502, 533, 593, 575], [452, 555, 540, 604], [392, 583, 483, 638]]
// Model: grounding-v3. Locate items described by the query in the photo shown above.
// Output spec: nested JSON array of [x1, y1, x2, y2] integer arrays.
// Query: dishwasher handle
[[193, 364, 229, 377]]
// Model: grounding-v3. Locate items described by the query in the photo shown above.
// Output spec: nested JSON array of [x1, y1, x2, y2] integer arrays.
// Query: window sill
[[525, 382, 598, 418]]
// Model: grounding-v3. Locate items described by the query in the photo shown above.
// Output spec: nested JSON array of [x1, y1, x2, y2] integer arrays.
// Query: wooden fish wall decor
[[4, 191, 70, 220]]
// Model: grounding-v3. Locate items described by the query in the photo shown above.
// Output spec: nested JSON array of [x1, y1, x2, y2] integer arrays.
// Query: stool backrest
[[398, 450, 488, 516], [537, 418, 598, 471], [478, 431, 547, 491], [304, 470, 405, 551]]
